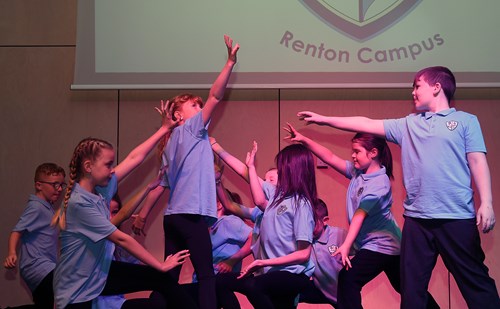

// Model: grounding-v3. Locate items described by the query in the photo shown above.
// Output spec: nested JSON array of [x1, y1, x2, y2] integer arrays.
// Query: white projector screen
[[72, 0, 500, 89]]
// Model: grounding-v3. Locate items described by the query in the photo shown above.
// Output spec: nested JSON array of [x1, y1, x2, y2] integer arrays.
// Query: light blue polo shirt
[[240, 205, 264, 259], [384, 108, 486, 219], [345, 161, 401, 255], [310, 225, 347, 304], [258, 182, 316, 277], [163, 111, 217, 224], [54, 175, 118, 309], [13, 194, 58, 292], [192, 214, 252, 282], [210, 215, 252, 273]]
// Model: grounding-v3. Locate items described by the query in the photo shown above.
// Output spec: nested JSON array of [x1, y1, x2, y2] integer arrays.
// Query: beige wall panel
[[0, 46, 117, 306], [0, 0, 76, 45]]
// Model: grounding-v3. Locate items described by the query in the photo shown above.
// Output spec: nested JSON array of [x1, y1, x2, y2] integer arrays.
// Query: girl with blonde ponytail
[[52, 105, 197, 309]]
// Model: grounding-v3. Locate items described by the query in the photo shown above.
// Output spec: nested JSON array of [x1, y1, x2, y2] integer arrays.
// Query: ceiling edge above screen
[[71, 0, 500, 90]]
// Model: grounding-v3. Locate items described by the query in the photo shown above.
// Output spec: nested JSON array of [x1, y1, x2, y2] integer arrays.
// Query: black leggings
[[65, 261, 198, 309], [217, 271, 310, 309], [164, 214, 216, 309], [337, 249, 439, 309]]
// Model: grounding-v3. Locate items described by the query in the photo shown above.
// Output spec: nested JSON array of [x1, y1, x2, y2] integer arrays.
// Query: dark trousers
[[217, 271, 310, 309], [32, 270, 54, 309], [298, 279, 336, 307], [164, 214, 216, 309], [401, 217, 500, 309], [65, 261, 198, 309], [337, 249, 439, 309]]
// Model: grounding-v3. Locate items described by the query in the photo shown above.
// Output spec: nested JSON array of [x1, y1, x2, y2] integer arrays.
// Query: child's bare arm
[[131, 186, 165, 236], [107, 229, 189, 272], [297, 111, 385, 137], [246, 141, 267, 210], [216, 233, 252, 273], [211, 137, 266, 186], [238, 241, 312, 278], [114, 101, 176, 182], [112, 167, 167, 228], [285, 123, 348, 176], [333, 209, 367, 269], [4, 231, 21, 269], [202, 35, 239, 125], [468, 152, 495, 233]]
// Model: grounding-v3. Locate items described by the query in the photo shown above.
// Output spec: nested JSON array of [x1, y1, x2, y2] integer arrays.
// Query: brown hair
[[51, 138, 113, 229], [34, 163, 65, 182]]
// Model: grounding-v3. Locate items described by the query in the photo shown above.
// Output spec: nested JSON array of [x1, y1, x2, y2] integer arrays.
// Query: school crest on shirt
[[277, 204, 288, 215], [357, 186, 364, 197], [446, 120, 458, 131], [328, 245, 339, 255]]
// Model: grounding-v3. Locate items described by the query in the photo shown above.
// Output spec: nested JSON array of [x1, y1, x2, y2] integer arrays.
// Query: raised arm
[[112, 167, 167, 227], [246, 141, 267, 210], [468, 152, 495, 233], [211, 137, 267, 187], [201, 35, 240, 125], [114, 101, 177, 182], [211, 137, 249, 182], [333, 209, 367, 269], [216, 179, 247, 219], [285, 123, 348, 176], [297, 111, 385, 137]]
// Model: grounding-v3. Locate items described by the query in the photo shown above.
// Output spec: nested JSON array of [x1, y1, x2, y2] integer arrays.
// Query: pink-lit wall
[[1, 1, 499, 308]]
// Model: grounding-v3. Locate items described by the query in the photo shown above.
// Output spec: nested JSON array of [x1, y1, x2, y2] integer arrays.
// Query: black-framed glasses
[[37, 181, 67, 190]]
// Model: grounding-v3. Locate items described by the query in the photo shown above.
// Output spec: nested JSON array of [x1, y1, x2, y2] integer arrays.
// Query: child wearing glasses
[[4, 162, 66, 308]]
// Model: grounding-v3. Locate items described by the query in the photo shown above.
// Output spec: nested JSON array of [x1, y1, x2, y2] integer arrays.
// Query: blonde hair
[[51, 138, 113, 229]]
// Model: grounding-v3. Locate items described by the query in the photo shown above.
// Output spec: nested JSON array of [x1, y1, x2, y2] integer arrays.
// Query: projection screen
[[72, 0, 500, 89]]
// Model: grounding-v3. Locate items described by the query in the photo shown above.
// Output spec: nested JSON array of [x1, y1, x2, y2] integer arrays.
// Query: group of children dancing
[[5, 35, 500, 309]]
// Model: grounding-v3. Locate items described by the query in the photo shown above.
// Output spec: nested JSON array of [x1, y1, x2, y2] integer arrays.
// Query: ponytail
[[352, 133, 393, 179]]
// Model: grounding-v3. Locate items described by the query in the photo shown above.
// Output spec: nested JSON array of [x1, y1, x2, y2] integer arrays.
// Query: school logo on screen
[[300, 0, 422, 42]]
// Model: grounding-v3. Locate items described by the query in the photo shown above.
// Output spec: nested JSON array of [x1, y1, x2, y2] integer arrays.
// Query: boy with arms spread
[[298, 66, 499, 308]]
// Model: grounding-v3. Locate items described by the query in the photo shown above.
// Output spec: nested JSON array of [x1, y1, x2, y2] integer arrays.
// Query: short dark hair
[[34, 163, 65, 182], [414, 66, 456, 103], [315, 199, 328, 220]]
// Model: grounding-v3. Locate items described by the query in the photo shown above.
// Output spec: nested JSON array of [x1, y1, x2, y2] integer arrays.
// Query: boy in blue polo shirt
[[299, 199, 347, 307], [4, 163, 66, 308], [297, 66, 499, 309]]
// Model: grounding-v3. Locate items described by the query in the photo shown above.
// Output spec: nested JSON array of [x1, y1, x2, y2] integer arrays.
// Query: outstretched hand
[[237, 259, 264, 279], [283, 122, 305, 143], [297, 111, 325, 125], [224, 35, 240, 65], [161, 250, 190, 272], [156, 100, 178, 129], [245, 141, 258, 168]]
